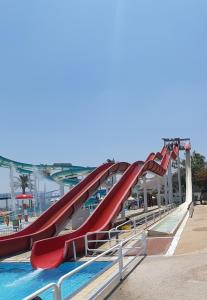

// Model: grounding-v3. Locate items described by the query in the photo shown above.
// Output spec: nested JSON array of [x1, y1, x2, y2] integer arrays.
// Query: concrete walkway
[[108, 205, 207, 300], [108, 254, 207, 300], [176, 205, 207, 255]]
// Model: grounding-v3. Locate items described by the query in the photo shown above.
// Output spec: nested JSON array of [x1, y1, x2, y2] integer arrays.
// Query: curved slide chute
[[0, 162, 129, 257], [31, 145, 179, 269]]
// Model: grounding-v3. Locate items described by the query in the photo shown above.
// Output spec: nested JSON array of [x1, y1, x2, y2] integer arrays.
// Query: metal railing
[[24, 204, 175, 300], [116, 203, 175, 229], [0, 221, 30, 236], [23, 283, 59, 300], [24, 231, 146, 300], [84, 204, 175, 255]]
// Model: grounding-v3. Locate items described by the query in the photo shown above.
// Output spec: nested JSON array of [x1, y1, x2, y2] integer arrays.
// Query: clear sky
[[0, 0, 207, 191]]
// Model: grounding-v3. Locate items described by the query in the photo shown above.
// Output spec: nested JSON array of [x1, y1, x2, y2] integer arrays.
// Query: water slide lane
[[31, 146, 179, 269], [0, 162, 129, 257]]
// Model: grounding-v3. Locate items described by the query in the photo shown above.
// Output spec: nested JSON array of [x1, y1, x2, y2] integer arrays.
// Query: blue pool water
[[0, 261, 111, 300]]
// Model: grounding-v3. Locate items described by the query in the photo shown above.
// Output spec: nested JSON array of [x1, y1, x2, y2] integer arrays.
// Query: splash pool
[[0, 261, 111, 300]]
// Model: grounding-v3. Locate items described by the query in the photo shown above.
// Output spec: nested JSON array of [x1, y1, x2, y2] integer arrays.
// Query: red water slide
[[0, 162, 129, 257], [31, 145, 179, 269]]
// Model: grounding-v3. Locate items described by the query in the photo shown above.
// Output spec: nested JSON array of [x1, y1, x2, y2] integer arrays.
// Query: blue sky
[[0, 0, 207, 191]]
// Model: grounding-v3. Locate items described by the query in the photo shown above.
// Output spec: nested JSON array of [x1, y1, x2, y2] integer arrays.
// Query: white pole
[[136, 189, 140, 208], [59, 182, 64, 197], [185, 149, 192, 205], [121, 202, 125, 219], [164, 174, 168, 206], [33, 171, 38, 217], [177, 154, 182, 204], [168, 159, 173, 204], [112, 174, 117, 186], [157, 176, 161, 208], [143, 176, 148, 212], [9, 165, 16, 213]]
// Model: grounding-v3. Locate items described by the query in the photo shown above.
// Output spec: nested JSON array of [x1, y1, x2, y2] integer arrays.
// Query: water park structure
[[0, 138, 197, 300], [0, 155, 94, 213]]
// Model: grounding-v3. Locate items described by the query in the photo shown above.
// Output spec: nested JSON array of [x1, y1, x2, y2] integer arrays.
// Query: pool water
[[0, 261, 111, 300]]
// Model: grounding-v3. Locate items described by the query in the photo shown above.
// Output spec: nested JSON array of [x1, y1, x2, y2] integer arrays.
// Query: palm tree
[[17, 175, 29, 194]]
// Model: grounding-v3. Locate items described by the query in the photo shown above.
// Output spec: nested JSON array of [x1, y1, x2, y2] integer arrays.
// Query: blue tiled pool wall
[[0, 261, 112, 300]]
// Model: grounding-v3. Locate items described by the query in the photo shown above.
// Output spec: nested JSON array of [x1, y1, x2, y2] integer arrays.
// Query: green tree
[[191, 151, 205, 174], [17, 175, 29, 194], [191, 151, 206, 191], [173, 151, 206, 193]]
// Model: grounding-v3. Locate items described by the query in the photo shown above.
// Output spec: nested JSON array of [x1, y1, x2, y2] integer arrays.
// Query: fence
[[84, 204, 175, 256], [0, 222, 29, 236], [23, 231, 146, 300], [23, 204, 176, 300]]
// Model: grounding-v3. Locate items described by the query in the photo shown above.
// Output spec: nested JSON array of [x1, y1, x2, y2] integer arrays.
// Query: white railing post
[[143, 175, 148, 212], [109, 230, 112, 247], [145, 215, 147, 228], [118, 244, 123, 281], [54, 285, 61, 300], [116, 232, 119, 244], [141, 231, 147, 256], [157, 175, 161, 208], [133, 218, 136, 233], [23, 283, 60, 300]]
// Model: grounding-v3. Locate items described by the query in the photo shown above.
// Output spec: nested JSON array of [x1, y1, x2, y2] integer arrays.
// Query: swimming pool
[[0, 261, 111, 300]]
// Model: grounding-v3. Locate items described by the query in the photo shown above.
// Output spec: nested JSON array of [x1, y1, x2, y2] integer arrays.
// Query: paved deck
[[109, 205, 207, 300], [108, 254, 207, 300], [176, 205, 207, 255]]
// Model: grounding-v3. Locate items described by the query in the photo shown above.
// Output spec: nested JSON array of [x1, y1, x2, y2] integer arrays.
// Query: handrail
[[115, 204, 175, 231], [84, 203, 175, 255], [25, 230, 146, 300], [23, 283, 59, 300], [24, 203, 176, 300], [57, 230, 146, 299]]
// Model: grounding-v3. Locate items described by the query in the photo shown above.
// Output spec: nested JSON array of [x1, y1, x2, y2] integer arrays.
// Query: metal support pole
[[9, 165, 16, 213], [33, 171, 39, 217], [164, 174, 168, 206], [185, 149, 192, 204], [141, 231, 147, 256], [118, 244, 123, 280], [145, 215, 148, 228], [59, 182, 64, 197], [84, 235, 88, 256], [177, 154, 182, 204], [168, 159, 173, 204], [112, 174, 117, 186], [136, 191, 139, 208], [143, 176, 148, 212], [133, 218, 136, 231], [121, 202, 125, 219], [157, 176, 161, 208], [72, 241, 77, 261]]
